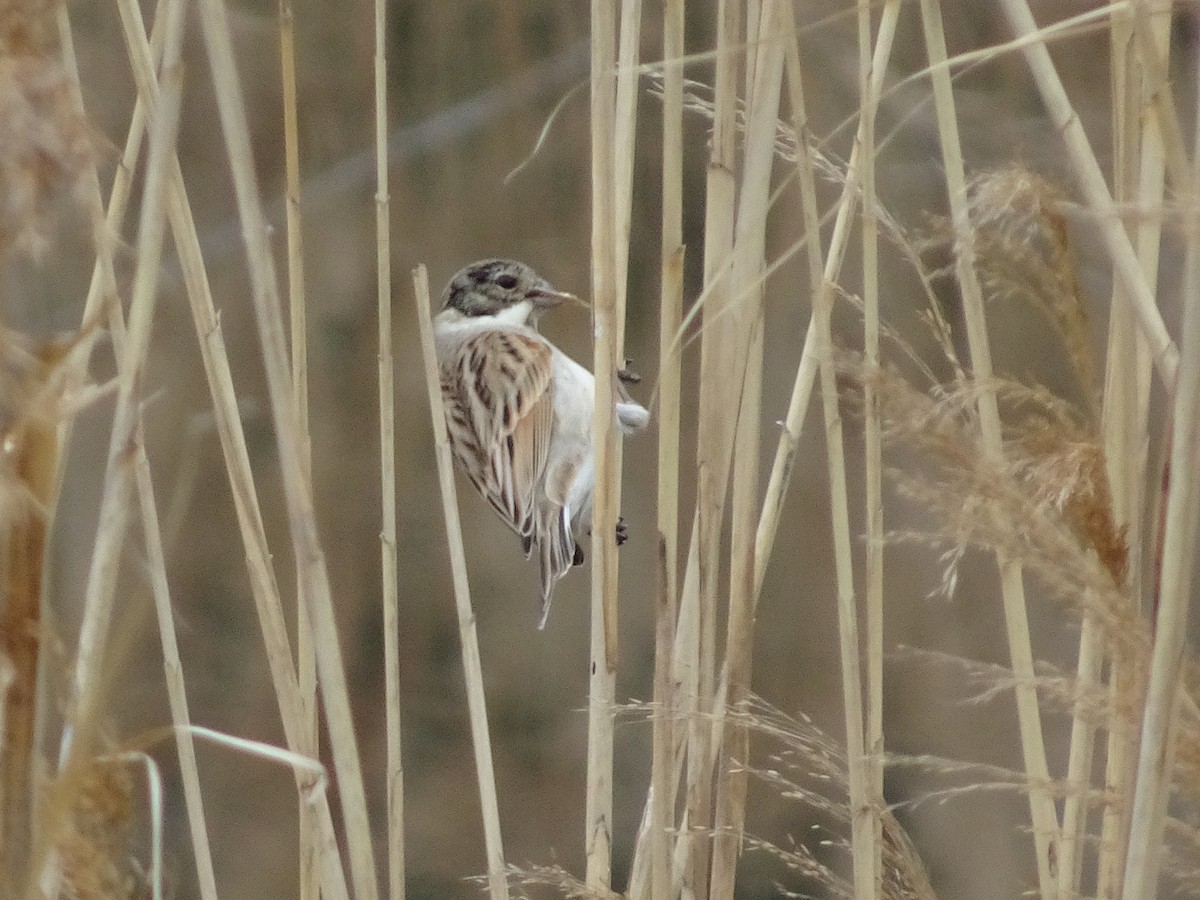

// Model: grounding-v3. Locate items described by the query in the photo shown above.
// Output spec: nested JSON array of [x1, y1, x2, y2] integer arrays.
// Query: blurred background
[[15, 1, 1197, 898]]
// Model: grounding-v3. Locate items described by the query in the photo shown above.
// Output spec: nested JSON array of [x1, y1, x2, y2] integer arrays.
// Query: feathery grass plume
[[734, 700, 936, 900], [52, 755, 145, 900], [0, 0, 90, 259], [964, 166, 1100, 421], [837, 315, 1200, 894]]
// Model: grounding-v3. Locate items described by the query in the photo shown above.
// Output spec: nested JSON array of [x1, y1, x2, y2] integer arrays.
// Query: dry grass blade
[[411, 265, 508, 900]]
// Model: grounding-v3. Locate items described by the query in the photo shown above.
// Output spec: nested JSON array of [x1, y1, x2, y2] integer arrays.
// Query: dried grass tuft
[[0, 51, 91, 258], [54, 757, 144, 900]]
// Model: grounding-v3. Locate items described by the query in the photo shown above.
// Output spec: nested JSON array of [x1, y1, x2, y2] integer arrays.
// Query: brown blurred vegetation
[[8, 1, 1194, 898]]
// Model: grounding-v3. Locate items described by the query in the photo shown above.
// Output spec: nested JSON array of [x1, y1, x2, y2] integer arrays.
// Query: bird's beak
[[530, 286, 587, 310]]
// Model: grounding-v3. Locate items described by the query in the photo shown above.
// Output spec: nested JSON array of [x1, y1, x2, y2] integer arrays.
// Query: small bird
[[434, 258, 649, 628]]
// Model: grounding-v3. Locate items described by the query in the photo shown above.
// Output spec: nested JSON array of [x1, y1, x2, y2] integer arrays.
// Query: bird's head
[[440, 258, 579, 325]]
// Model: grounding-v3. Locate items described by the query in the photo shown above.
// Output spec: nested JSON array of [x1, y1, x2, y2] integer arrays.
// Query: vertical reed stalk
[[1093, 8, 1164, 896], [857, 1, 884, 893], [651, 0, 685, 896], [374, 1, 405, 897], [411, 267, 508, 900], [193, 1, 380, 896], [276, 5, 320, 898], [586, 0, 620, 888], [919, 2, 1060, 893], [709, 4, 786, 897], [1098, 25, 1144, 883], [687, 2, 739, 892], [1118, 48, 1200, 900]]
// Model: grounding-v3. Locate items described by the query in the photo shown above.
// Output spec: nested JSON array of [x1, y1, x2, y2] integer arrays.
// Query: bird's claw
[[616, 516, 629, 546]]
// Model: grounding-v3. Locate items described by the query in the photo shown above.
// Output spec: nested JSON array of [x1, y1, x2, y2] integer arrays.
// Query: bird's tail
[[536, 504, 576, 629]]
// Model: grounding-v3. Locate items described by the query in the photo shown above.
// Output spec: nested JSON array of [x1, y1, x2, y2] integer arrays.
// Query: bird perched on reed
[[434, 258, 649, 628]]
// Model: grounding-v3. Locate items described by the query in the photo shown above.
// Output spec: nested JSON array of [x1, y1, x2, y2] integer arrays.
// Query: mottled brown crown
[[440, 258, 567, 317]]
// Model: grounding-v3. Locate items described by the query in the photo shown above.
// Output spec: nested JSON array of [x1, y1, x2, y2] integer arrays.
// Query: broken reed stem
[[687, 1, 739, 893], [587, 0, 621, 889], [918, 1, 1061, 894], [857, 0, 884, 894], [193, 1, 381, 897], [1119, 38, 1200, 898], [411, 266, 508, 900], [276, 4, 321, 899], [996, 0, 1179, 394], [374, 0, 405, 897], [650, 0, 684, 897]]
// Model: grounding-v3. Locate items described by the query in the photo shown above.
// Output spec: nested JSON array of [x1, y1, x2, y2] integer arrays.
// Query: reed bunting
[[434, 258, 649, 628]]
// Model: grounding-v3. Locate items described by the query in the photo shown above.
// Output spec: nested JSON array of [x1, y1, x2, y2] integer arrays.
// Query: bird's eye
[[495, 274, 519, 290]]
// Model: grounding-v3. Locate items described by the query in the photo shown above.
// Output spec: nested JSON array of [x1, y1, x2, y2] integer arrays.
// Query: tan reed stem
[[919, 1, 1061, 894], [276, 5, 320, 898], [651, 0, 685, 896], [1119, 33, 1200, 898], [412, 266, 508, 900], [587, 0, 620, 888], [709, 4, 787, 897], [193, 1, 381, 896], [858, 1, 884, 893], [687, 2, 740, 893], [64, 0, 186, 758], [374, 1, 405, 897]]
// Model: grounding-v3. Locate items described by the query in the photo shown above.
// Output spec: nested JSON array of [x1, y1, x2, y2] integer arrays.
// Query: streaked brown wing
[[441, 329, 555, 541]]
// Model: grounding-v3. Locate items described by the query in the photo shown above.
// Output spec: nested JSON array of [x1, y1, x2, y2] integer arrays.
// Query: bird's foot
[[616, 516, 628, 546], [617, 363, 642, 386]]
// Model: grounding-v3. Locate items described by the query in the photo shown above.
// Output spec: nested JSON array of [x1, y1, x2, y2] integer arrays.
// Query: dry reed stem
[[411, 265, 508, 900], [996, 0, 1179, 394], [918, 2, 1060, 893], [374, 0, 405, 897], [1120, 36, 1200, 896], [686, 2, 739, 892], [60, 9, 219, 891], [1096, 11, 1152, 894], [193, 0, 380, 896], [857, 1, 885, 895], [650, 0, 685, 896], [63, 0, 185, 771], [106, 3, 351, 895], [276, 4, 320, 898], [56, 11, 213, 896], [709, 4, 786, 897], [133, 432, 218, 900]]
